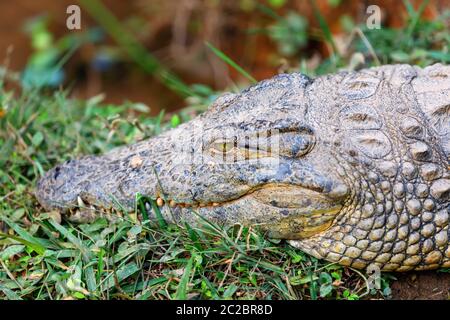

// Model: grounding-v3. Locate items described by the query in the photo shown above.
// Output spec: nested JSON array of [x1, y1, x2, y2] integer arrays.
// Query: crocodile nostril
[[53, 166, 61, 180]]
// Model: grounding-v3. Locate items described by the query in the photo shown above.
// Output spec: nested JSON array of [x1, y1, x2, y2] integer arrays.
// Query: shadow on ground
[[391, 272, 450, 300]]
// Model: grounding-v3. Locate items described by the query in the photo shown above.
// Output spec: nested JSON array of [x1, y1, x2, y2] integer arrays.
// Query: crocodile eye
[[211, 141, 235, 154]]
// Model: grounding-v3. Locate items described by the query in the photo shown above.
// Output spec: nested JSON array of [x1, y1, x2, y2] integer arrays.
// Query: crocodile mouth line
[[151, 183, 336, 210], [61, 183, 341, 222]]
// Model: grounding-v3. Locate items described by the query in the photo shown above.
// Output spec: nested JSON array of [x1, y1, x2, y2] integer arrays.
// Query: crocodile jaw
[[151, 183, 347, 240]]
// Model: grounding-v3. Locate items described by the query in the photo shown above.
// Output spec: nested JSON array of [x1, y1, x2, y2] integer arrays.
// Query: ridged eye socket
[[278, 131, 315, 158], [209, 129, 315, 160]]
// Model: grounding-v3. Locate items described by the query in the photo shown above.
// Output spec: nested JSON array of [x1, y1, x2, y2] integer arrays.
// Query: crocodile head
[[36, 73, 347, 236], [36, 64, 450, 271]]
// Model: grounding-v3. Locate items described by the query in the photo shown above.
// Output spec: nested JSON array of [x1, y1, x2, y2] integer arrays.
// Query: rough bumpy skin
[[36, 64, 450, 271]]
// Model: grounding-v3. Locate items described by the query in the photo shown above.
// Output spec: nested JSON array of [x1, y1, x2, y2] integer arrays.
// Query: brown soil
[[390, 271, 450, 300]]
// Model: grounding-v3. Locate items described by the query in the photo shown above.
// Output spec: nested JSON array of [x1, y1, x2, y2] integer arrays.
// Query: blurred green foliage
[[360, 10, 450, 65], [21, 16, 103, 89], [268, 12, 308, 57]]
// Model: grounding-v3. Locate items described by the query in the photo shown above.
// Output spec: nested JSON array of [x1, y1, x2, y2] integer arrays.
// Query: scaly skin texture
[[36, 64, 450, 271]]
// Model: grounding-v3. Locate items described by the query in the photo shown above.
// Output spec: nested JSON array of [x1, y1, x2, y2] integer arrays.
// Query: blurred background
[[0, 1, 450, 300], [0, 0, 449, 114]]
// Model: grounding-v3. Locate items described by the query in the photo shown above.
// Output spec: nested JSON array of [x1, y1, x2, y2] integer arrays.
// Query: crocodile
[[36, 64, 450, 272]]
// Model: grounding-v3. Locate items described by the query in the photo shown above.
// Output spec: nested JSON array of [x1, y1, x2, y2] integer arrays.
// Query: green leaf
[[288, 250, 303, 263], [32, 31, 53, 50], [319, 272, 332, 284], [73, 292, 86, 299], [127, 225, 142, 237], [184, 222, 202, 251], [170, 114, 181, 128], [327, 0, 341, 7], [96, 248, 105, 284], [223, 284, 238, 298], [0, 217, 48, 255], [32, 132, 44, 147], [0, 287, 23, 300], [130, 102, 150, 113], [268, 0, 287, 8], [289, 274, 319, 285], [48, 220, 86, 253], [174, 255, 194, 300], [10, 208, 26, 222], [427, 50, 450, 62], [84, 264, 97, 294], [320, 284, 333, 297], [105, 262, 140, 289], [390, 51, 410, 62], [0, 245, 25, 260], [331, 271, 341, 280], [309, 279, 318, 300]]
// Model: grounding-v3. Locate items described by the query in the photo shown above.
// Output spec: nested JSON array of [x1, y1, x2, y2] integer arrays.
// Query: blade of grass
[[205, 42, 257, 84], [427, 50, 450, 62], [105, 261, 140, 290], [184, 222, 202, 251], [48, 220, 85, 252], [355, 27, 381, 66], [309, 0, 338, 56], [121, 277, 168, 294], [84, 263, 97, 295], [404, 0, 430, 42], [0, 286, 23, 300], [0, 217, 49, 254], [149, 199, 167, 229], [403, 0, 416, 17], [0, 232, 45, 256], [97, 248, 105, 284], [136, 194, 149, 222], [174, 255, 194, 300], [47, 220, 97, 294], [256, 3, 283, 20], [79, 0, 194, 98]]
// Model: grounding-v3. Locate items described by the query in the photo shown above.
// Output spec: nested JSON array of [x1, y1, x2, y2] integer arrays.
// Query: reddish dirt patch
[[390, 272, 450, 300]]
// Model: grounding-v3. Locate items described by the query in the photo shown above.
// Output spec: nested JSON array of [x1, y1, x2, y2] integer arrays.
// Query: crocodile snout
[[36, 158, 94, 212]]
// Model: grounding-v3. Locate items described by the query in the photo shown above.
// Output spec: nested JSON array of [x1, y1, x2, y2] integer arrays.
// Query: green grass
[[1, 2, 449, 301]]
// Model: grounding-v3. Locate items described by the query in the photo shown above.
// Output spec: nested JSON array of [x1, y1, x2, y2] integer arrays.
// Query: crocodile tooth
[[77, 196, 85, 208]]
